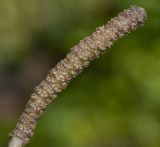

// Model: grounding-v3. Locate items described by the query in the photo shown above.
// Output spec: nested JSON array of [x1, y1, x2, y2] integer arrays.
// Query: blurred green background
[[0, 0, 160, 147]]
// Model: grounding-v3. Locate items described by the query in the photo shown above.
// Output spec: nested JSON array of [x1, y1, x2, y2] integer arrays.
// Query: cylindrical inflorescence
[[9, 6, 147, 145]]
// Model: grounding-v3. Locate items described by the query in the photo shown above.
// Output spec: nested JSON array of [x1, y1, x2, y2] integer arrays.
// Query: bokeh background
[[0, 0, 160, 147]]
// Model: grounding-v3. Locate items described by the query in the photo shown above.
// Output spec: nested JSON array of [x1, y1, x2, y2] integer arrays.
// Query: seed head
[[9, 6, 147, 146]]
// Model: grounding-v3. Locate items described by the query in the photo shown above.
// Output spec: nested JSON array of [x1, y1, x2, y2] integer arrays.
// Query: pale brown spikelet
[[9, 6, 147, 146]]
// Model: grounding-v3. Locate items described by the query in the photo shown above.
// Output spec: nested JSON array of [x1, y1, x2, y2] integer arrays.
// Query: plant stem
[[8, 137, 24, 147]]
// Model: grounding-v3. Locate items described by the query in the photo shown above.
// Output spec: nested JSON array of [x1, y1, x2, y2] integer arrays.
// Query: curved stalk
[[9, 6, 147, 147]]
